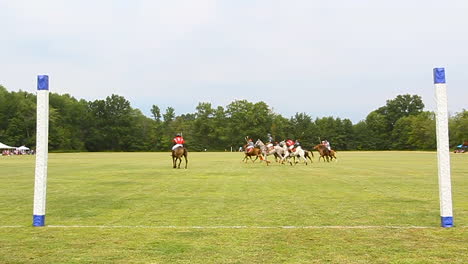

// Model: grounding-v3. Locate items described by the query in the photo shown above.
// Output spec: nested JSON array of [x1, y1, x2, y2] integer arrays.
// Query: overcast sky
[[1, 0, 467, 123]]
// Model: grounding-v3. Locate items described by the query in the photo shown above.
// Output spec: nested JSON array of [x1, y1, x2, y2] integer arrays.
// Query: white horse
[[275, 140, 287, 160], [279, 141, 308, 165], [255, 139, 283, 162]]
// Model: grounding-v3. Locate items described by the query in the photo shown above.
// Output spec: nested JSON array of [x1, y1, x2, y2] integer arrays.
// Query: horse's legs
[[252, 155, 258, 163], [177, 157, 182, 168], [274, 153, 280, 162], [300, 154, 307, 165], [245, 154, 256, 163], [260, 154, 269, 165], [280, 152, 289, 164], [277, 153, 283, 162], [184, 153, 188, 169], [282, 153, 293, 165], [305, 151, 313, 163], [172, 156, 177, 168]]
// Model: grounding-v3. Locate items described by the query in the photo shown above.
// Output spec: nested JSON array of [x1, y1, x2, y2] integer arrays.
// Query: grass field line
[[2, 225, 466, 229]]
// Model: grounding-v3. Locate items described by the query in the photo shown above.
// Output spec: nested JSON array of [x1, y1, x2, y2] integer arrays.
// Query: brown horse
[[243, 145, 269, 165], [172, 147, 188, 169], [313, 144, 336, 162]]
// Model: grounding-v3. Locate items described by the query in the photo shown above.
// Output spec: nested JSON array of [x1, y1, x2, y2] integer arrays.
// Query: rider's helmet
[[175, 133, 181, 137]]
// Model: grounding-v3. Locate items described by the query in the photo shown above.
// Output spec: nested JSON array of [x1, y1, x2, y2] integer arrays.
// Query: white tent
[[17, 145, 30, 151], [0, 142, 16, 149]]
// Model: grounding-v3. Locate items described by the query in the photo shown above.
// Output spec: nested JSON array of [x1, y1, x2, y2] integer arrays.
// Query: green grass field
[[1, 151, 467, 263]]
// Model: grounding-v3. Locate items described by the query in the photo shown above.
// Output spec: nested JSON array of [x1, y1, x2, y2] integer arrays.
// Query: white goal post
[[433, 68, 454, 228], [33, 75, 49, 227]]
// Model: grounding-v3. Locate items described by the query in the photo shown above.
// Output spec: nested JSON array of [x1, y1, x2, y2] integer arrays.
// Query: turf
[[0, 151, 467, 263]]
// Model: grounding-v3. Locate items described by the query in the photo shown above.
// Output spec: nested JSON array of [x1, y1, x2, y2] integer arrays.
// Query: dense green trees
[[450, 110, 468, 147], [0, 85, 466, 152], [0, 87, 36, 147]]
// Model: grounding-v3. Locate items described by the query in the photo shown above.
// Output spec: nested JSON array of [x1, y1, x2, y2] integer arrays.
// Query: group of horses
[[170, 139, 337, 169], [243, 139, 337, 166]]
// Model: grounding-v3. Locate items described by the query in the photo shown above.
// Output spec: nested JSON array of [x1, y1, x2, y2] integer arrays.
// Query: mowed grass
[[0, 151, 467, 263]]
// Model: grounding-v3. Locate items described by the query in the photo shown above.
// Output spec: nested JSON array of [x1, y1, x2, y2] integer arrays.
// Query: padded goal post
[[33, 75, 49, 227], [433, 68, 454, 227]]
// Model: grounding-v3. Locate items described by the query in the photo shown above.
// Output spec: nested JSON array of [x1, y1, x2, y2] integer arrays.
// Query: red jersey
[[173, 136, 185, 144], [286, 139, 294, 147]]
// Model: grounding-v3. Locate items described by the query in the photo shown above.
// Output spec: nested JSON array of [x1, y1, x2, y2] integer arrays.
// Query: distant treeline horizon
[[0, 85, 466, 152]]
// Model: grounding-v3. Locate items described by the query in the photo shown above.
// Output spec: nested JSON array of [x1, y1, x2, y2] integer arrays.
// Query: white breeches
[[172, 144, 183, 150]]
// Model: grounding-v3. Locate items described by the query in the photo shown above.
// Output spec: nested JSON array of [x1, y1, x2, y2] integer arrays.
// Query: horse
[[255, 139, 283, 162], [313, 144, 330, 162], [313, 144, 337, 162], [172, 146, 188, 169], [276, 141, 292, 165], [277, 141, 308, 165], [287, 145, 309, 165], [242, 144, 269, 165]]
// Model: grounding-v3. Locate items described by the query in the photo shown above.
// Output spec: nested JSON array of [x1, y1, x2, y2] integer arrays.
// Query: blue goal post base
[[33, 215, 45, 227], [441, 216, 454, 228]]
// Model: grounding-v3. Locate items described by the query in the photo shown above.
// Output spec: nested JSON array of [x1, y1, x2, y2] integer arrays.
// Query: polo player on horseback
[[172, 133, 185, 150], [285, 139, 295, 152], [266, 133, 274, 151], [322, 139, 331, 151], [245, 137, 255, 153], [294, 139, 301, 148]]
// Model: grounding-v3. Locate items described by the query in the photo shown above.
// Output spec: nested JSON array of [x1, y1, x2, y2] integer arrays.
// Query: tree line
[[0, 85, 466, 152]]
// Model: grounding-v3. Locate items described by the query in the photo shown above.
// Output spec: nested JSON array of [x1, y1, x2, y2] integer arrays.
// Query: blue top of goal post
[[433, 68, 445, 84], [37, 75, 49, 90]]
